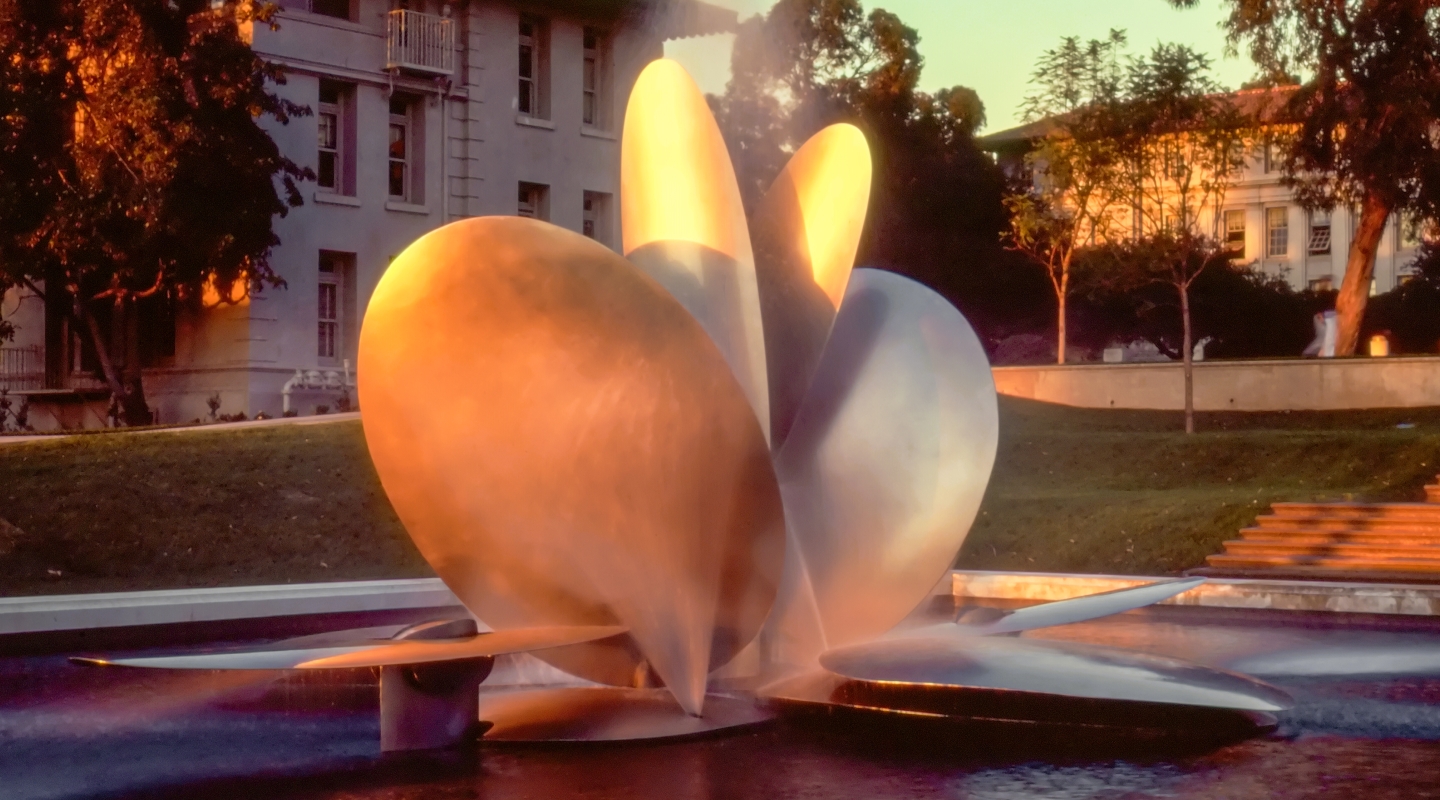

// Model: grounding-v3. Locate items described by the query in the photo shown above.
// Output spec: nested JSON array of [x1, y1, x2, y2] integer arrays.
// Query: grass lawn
[[0, 423, 427, 597], [4, 399, 1440, 596], [958, 399, 1440, 576]]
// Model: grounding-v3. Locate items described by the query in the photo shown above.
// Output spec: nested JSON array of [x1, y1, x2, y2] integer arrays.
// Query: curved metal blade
[[946, 578, 1207, 636], [621, 59, 770, 441], [818, 633, 1293, 712], [766, 269, 999, 666], [297, 625, 629, 669], [72, 626, 631, 671], [479, 687, 772, 742], [359, 216, 785, 717], [751, 123, 872, 449]]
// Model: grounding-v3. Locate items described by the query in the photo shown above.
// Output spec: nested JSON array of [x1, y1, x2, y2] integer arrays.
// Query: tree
[[709, 0, 1028, 348], [1004, 31, 1130, 364], [1169, 0, 1440, 356], [1093, 44, 1251, 434], [0, 0, 309, 425]]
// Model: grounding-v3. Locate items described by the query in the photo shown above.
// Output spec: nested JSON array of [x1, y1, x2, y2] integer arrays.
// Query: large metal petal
[[358, 216, 786, 716], [751, 123, 872, 449], [765, 269, 999, 666], [621, 59, 770, 443], [819, 634, 1293, 712], [297, 626, 630, 669], [944, 578, 1207, 636], [478, 687, 772, 742], [71, 626, 630, 671]]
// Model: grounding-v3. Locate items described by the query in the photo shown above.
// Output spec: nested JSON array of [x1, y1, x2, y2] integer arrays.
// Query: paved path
[[0, 411, 360, 445]]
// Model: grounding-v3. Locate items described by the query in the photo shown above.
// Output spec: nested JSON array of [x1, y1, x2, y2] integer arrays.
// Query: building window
[[582, 27, 609, 128], [1224, 209, 1245, 254], [318, 82, 342, 191], [518, 182, 549, 220], [1266, 207, 1289, 258], [388, 96, 410, 200], [518, 16, 548, 119], [1400, 211, 1426, 250], [306, 0, 351, 20], [1308, 276, 1333, 292], [582, 191, 611, 245], [1263, 139, 1281, 173], [317, 80, 353, 195], [1308, 209, 1332, 255], [318, 253, 342, 361]]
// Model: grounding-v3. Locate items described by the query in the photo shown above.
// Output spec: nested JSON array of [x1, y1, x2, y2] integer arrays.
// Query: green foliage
[[1073, 246, 1318, 359], [1168, 0, 1440, 355], [0, 0, 310, 424], [1362, 242, 1440, 354], [710, 0, 1033, 348]]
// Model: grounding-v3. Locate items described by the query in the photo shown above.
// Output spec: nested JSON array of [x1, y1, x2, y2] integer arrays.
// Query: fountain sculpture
[[75, 59, 1292, 751]]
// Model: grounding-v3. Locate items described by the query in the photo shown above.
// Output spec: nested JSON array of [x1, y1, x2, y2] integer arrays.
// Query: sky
[[664, 0, 1260, 134]]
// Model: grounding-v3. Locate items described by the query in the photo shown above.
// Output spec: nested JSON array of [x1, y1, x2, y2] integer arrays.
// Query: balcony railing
[[386, 9, 454, 76], [0, 346, 43, 392]]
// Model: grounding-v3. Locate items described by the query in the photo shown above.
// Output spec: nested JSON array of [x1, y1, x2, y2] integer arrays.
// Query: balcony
[[386, 9, 454, 76]]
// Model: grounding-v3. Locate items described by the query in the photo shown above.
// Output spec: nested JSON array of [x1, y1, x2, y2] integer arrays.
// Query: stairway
[[1196, 477, 1440, 582]]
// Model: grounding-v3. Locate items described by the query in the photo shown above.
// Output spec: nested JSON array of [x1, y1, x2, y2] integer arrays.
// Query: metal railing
[[0, 346, 43, 391], [386, 9, 454, 76]]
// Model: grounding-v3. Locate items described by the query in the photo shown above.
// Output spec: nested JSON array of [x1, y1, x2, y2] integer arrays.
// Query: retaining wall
[[992, 356, 1440, 411]]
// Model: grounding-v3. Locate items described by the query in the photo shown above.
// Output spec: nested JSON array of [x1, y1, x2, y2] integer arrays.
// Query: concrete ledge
[[952, 569, 1440, 616], [0, 578, 459, 635], [9, 570, 1440, 638]]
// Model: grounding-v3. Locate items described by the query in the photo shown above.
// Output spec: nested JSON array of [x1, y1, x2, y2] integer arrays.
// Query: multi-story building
[[0, 0, 732, 429], [981, 88, 1425, 296]]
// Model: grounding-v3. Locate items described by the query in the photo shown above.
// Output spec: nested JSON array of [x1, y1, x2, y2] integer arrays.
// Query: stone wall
[[992, 357, 1440, 411]]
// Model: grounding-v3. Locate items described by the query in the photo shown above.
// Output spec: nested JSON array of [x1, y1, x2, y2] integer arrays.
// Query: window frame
[[582, 27, 609, 129], [518, 16, 549, 120], [317, 85, 342, 192], [1308, 209, 1332, 256], [518, 182, 549, 221], [582, 190, 611, 245], [1223, 209, 1246, 255], [1266, 206, 1289, 258], [387, 96, 411, 201], [317, 253, 343, 363]]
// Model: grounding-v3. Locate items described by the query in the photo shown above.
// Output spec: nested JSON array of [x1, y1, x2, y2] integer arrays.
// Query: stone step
[[1205, 553, 1440, 572], [1186, 565, 1440, 585], [1249, 518, 1440, 535], [1238, 528, 1440, 546], [1219, 540, 1440, 561], [1268, 502, 1440, 520]]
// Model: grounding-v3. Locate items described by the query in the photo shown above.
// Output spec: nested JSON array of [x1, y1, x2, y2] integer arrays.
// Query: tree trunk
[[1180, 279, 1194, 435], [1335, 192, 1392, 356], [79, 300, 151, 427], [1056, 260, 1069, 364]]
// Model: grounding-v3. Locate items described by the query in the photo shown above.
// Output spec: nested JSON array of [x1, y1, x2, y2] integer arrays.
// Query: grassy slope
[[0, 422, 428, 596], [4, 400, 1440, 595], [959, 399, 1440, 575]]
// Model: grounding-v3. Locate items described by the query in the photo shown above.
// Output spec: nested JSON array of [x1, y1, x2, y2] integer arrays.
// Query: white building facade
[[0, 0, 731, 429], [983, 91, 1425, 296]]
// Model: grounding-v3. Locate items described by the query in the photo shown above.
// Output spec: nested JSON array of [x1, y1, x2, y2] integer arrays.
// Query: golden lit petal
[[621, 58, 770, 445], [752, 124, 872, 448], [621, 58, 749, 261], [358, 217, 784, 717]]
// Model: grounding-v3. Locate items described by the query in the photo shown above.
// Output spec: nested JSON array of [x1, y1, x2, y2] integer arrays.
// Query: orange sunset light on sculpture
[[68, 61, 1297, 757]]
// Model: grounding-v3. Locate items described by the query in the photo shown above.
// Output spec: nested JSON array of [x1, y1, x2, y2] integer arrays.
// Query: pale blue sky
[[665, 0, 1259, 134]]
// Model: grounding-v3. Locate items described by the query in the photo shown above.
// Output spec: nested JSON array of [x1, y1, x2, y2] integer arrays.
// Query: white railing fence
[[386, 9, 454, 76], [0, 346, 43, 391]]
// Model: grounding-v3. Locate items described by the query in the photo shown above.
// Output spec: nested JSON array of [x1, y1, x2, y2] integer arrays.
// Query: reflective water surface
[[7, 606, 1440, 800]]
